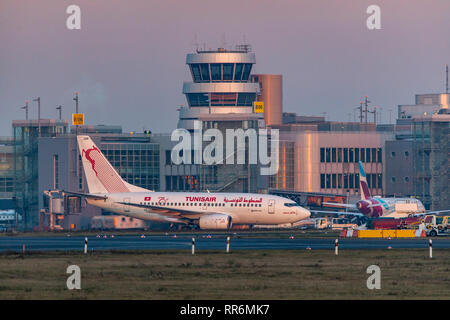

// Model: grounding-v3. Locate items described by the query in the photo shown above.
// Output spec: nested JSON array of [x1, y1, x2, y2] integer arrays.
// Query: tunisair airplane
[[66, 136, 311, 229]]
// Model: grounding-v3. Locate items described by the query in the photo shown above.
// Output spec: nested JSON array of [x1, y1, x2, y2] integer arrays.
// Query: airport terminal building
[[4, 46, 450, 231]]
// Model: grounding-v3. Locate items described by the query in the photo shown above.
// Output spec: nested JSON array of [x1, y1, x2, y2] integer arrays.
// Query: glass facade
[[190, 63, 253, 82], [269, 141, 295, 191], [186, 92, 256, 107], [320, 147, 382, 163], [102, 143, 160, 191], [165, 174, 200, 192], [13, 121, 68, 230], [0, 144, 14, 197], [318, 147, 383, 194], [413, 119, 449, 210]]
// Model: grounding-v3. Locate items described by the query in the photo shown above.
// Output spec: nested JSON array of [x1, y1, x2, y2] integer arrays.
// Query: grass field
[[0, 249, 449, 300]]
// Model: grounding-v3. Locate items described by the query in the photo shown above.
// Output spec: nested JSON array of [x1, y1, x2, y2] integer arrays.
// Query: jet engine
[[199, 214, 232, 230]]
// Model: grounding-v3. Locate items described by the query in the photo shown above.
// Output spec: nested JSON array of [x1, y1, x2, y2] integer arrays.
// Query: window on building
[[0, 177, 13, 193], [377, 148, 382, 163], [320, 148, 325, 163], [361, 148, 365, 162], [326, 174, 331, 188], [331, 148, 336, 162], [371, 148, 376, 163], [344, 174, 348, 189], [320, 174, 325, 189], [378, 174, 383, 189], [211, 93, 237, 106], [187, 93, 209, 107], [242, 63, 252, 81], [337, 148, 342, 162], [332, 174, 336, 188], [165, 150, 172, 165], [326, 148, 331, 163], [234, 63, 244, 81], [237, 93, 256, 106], [338, 174, 342, 189], [349, 148, 354, 163], [343, 148, 348, 163], [166, 176, 172, 190], [53, 154, 59, 189], [366, 148, 371, 163], [191, 64, 201, 82], [354, 148, 359, 162], [200, 64, 210, 81], [349, 174, 354, 188], [223, 64, 233, 81], [210, 64, 221, 81]]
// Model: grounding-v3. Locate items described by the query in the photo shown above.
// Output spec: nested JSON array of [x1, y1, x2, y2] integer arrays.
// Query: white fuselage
[[87, 192, 311, 226]]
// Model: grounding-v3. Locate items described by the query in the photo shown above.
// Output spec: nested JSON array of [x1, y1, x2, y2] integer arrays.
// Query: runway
[[1, 234, 449, 252]]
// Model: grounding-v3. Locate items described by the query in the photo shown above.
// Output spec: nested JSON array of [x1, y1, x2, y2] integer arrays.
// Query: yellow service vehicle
[[422, 215, 449, 237]]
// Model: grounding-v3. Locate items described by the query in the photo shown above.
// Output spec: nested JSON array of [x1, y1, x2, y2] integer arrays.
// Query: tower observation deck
[[178, 46, 261, 130]]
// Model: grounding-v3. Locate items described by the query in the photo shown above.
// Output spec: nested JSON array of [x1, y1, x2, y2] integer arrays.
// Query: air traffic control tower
[[178, 46, 261, 130]]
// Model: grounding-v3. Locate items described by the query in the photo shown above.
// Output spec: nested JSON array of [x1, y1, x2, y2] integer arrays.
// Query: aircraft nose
[[299, 207, 311, 219]]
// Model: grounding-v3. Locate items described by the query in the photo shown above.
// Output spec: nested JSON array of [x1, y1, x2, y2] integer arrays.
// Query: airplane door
[[268, 199, 275, 214], [123, 197, 131, 213]]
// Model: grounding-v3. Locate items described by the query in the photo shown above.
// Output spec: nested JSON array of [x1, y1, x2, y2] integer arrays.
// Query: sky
[[0, 0, 449, 136]]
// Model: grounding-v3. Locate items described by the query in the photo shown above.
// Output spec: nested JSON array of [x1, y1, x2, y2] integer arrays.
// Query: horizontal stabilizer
[[62, 190, 107, 200]]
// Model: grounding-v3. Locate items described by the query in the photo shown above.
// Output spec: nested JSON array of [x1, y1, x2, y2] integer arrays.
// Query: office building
[[412, 113, 450, 210], [398, 93, 449, 119]]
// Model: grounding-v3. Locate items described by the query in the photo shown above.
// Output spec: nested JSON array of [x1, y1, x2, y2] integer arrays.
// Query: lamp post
[[21, 101, 29, 120], [33, 97, 41, 137]]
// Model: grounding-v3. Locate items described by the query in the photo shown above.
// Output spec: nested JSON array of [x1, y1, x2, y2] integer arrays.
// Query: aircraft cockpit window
[[284, 203, 300, 207]]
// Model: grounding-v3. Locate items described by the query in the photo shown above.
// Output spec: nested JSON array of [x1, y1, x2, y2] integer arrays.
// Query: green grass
[[0, 249, 448, 300]]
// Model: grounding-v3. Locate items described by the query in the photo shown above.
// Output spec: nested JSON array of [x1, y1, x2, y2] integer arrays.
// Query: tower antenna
[[446, 64, 448, 94], [193, 33, 199, 52]]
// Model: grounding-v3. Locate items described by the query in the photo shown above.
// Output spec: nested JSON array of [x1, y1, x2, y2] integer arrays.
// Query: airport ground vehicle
[[313, 218, 329, 229], [423, 215, 449, 237], [330, 218, 357, 230]]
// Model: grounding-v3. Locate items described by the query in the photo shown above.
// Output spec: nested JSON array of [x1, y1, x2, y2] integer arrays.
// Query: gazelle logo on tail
[[82, 145, 100, 176], [358, 161, 371, 200]]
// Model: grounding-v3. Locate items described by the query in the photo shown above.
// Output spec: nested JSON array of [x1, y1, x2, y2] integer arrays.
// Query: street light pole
[[33, 97, 41, 137], [21, 101, 29, 120], [73, 92, 79, 136]]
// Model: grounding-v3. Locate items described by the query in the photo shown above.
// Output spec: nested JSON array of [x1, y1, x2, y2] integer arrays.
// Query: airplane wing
[[409, 209, 450, 217], [310, 209, 364, 218], [323, 202, 358, 209], [116, 201, 225, 219], [62, 190, 108, 200]]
